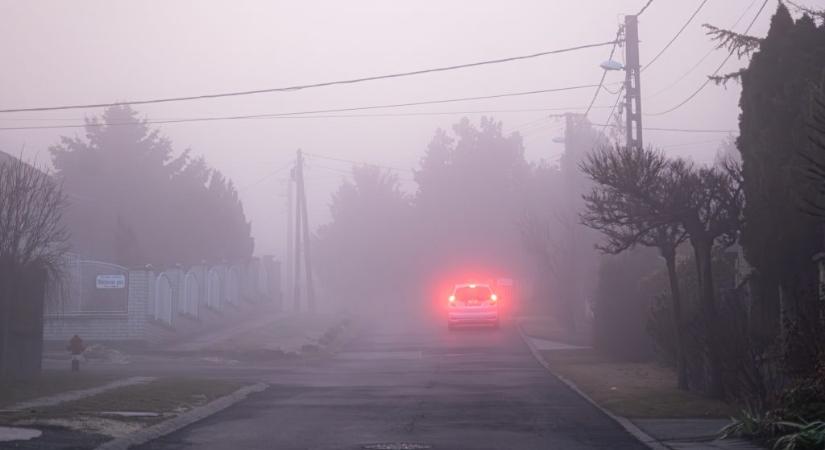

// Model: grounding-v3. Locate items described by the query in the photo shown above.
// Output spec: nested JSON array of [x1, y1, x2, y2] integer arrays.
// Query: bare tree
[[0, 154, 69, 378], [668, 157, 744, 399], [581, 145, 690, 390]]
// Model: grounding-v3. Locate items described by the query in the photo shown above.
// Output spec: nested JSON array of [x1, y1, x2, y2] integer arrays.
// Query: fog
[[0, 0, 767, 257], [4, 2, 825, 449]]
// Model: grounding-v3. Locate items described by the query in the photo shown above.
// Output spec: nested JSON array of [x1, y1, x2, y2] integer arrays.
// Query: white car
[[447, 283, 499, 329]]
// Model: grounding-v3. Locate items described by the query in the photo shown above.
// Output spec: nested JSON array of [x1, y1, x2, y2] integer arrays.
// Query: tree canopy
[[50, 105, 253, 266]]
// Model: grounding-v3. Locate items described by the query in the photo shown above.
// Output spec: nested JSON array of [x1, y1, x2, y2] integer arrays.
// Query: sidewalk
[[518, 327, 764, 450], [633, 419, 763, 449], [165, 309, 288, 352]]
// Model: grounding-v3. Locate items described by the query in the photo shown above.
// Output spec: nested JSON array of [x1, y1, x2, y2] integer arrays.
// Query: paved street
[[137, 320, 646, 450]]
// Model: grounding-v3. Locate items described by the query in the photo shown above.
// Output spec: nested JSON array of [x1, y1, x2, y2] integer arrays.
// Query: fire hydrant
[[67, 334, 85, 372]]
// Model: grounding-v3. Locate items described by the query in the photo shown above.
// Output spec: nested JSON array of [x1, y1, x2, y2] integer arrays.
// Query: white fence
[[44, 256, 281, 341]]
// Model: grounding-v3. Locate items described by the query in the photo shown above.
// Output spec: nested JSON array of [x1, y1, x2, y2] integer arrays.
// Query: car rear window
[[454, 286, 493, 301]]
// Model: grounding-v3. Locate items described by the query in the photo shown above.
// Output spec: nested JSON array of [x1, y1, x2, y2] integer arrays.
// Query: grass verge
[[0, 377, 246, 435], [0, 370, 119, 409], [540, 348, 735, 419], [520, 316, 591, 346]]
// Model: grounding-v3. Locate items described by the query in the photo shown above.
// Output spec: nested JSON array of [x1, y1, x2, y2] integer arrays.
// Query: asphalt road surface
[[137, 320, 646, 450]]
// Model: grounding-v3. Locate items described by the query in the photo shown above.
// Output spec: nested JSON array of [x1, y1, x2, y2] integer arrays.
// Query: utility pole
[[298, 160, 316, 313], [292, 151, 303, 312], [290, 149, 317, 313], [285, 174, 294, 310], [624, 14, 643, 150]]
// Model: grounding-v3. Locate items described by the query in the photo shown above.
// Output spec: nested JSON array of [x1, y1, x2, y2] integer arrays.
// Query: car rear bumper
[[448, 309, 499, 324]]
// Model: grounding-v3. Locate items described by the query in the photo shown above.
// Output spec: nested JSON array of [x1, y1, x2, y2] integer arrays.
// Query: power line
[[0, 107, 733, 135], [585, 27, 623, 116], [660, 137, 725, 148], [0, 40, 619, 114], [594, 123, 737, 133], [646, 0, 759, 99], [642, 0, 711, 72], [0, 83, 603, 131], [601, 84, 626, 135], [637, 0, 656, 16], [646, 0, 770, 116], [237, 161, 293, 191], [304, 152, 413, 174]]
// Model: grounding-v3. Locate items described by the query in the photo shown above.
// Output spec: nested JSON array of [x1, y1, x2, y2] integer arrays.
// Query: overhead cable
[[0, 83, 602, 131], [0, 40, 619, 114], [646, 0, 770, 117]]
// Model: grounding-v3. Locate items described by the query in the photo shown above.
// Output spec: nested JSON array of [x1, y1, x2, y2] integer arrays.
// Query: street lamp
[[600, 59, 624, 71]]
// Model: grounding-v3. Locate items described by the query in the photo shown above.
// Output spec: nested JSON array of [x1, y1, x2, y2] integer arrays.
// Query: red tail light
[[490, 294, 498, 303]]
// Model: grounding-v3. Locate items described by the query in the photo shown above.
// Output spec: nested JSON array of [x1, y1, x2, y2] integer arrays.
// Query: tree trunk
[[693, 238, 724, 399], [662, 249, 688, 390]]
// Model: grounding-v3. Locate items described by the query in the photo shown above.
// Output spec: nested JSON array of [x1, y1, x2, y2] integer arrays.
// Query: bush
[[593, 248, 660, 361], [644, 248, 770, 398], [720, 408, 793, 442], [781, 357, 825, 422], [773, 421, 825, 450]]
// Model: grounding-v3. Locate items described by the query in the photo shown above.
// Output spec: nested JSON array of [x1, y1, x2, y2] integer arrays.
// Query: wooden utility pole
[[299, 161, 316, 313], [624, 15, 643, 150], [291, 149, 316, 313], [285, 174, 294, 310], [292, 151, 303, 312]]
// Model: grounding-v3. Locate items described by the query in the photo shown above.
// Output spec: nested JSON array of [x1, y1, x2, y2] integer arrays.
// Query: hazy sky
[[0, 0, 806, 257]]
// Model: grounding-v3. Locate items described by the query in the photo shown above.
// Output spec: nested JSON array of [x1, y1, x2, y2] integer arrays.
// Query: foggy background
[[0, 0, 777, 258]]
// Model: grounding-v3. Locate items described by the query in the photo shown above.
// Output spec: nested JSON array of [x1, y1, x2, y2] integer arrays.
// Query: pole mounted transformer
[[624, 15, 643, 150]]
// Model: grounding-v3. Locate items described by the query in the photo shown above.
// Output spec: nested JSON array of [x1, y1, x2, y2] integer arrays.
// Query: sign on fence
[[96, 274, 126, 289]]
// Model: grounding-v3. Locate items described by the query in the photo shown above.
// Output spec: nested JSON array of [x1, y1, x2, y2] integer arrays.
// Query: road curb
[[95, 382, 268, 450], [515, 322, 670, 450]]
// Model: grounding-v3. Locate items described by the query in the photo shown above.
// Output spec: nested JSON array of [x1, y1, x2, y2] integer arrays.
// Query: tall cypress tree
[[737, 5, 825, 338]]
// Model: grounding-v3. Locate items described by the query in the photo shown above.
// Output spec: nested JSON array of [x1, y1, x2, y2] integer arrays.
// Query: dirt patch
[[540, 348, 734, 419]]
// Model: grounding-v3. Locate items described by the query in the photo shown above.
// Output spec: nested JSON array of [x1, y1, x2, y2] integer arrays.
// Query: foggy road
[[136, 321, 645, 450]]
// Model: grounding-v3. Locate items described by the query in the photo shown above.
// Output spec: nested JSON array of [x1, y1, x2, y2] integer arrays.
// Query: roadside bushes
[[593, 247, 659, 361], [644, 249, 774, 399]]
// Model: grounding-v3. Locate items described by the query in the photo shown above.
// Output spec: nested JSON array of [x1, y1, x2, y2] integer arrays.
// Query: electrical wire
[[637, 0, 656, 16], [660, 137, 725, 148], [600, 84, 626, 136], [584, 27, 623, 117], [594, 123, 737, 133], [646, 0, 759, 99], [0, 40, 619, 114], [237, 161, 293, 191], [646, 0, 770, 117], [641, 0, 711, 73], [304, 152, 413, 174], [0, 83, 603, 131]]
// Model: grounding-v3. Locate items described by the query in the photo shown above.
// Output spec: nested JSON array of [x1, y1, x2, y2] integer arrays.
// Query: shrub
[[593, 247, 660, 361], [773, 421, 825, 450], [720, 408, 793, 442]]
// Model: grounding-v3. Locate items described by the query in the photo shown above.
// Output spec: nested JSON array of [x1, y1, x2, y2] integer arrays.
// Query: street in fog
[[2, 1, 825, 449], [137, 321, 645, 450]]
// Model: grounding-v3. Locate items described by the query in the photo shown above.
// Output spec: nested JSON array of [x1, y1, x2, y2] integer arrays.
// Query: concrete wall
[[44, 256, 281, 342]]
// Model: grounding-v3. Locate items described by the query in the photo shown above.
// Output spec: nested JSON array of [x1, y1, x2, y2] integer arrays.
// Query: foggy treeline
[[50, 105, 253, 267], [313, 115, 603, 326]]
